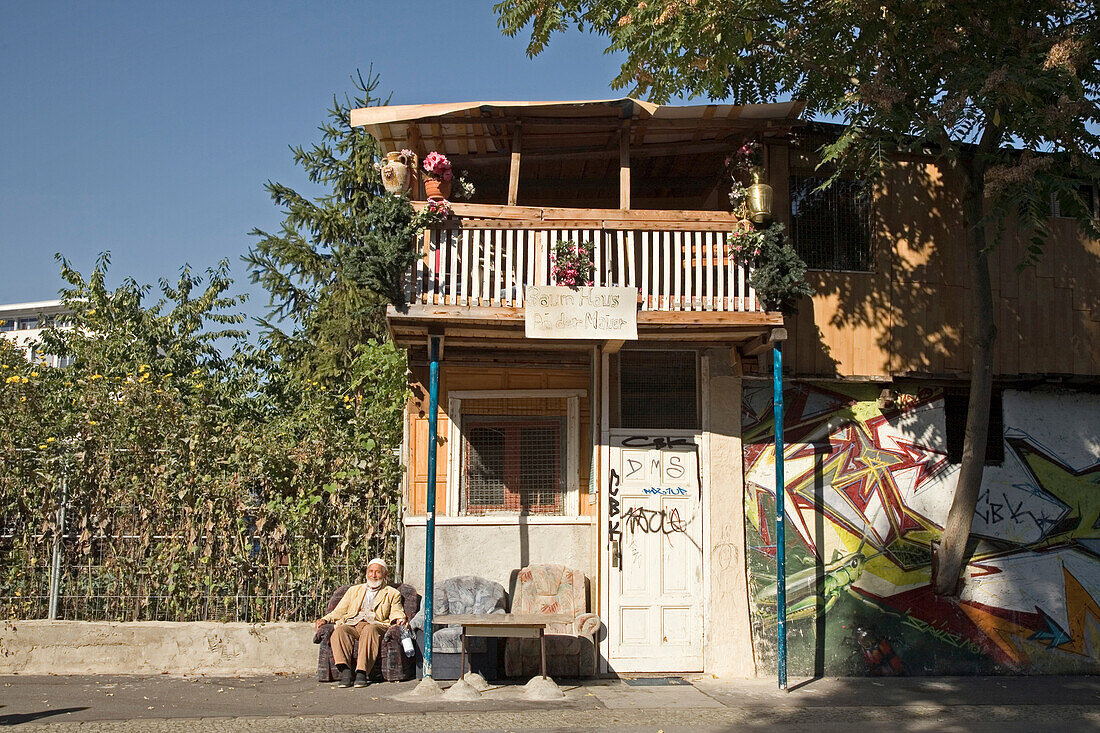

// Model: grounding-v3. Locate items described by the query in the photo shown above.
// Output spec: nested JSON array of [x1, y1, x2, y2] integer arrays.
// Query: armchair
[[409, 575, 507, 680], [504, 563, 601, 678], [314, 582, 420, 683]]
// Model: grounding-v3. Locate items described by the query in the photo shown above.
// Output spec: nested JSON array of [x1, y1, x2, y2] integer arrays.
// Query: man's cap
[[367, 558, 388, 572]]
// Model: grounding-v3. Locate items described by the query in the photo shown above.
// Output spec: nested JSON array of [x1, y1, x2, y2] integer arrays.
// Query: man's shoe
[[337, 668, 353, 688], [353, 671, 369, 688]]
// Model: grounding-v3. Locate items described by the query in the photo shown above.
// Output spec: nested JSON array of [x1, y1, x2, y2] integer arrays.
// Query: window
[[1050, 183, 1098, 219], [616, 350, 698, 430], [0, 320, 13, 332], [17, 318, 38, 330], [447, 390, 583, 517], [462, 416, 564, 515], [945, 390, 1004, 466], [790, 175, 872, 271]]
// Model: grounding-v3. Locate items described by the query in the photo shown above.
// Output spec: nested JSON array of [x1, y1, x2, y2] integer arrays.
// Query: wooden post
[[508, 122, 522, 206], [407, 123, 425, 200], [619, 121, 631, 210]]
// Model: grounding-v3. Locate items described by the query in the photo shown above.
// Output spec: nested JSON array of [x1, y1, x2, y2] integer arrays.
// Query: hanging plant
[[727, 223, 814, 314], [550, 239, 595, 288]]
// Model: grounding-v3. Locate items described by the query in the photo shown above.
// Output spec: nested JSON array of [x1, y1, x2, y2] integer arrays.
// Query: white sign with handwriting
[[524, 286, 638, 340]]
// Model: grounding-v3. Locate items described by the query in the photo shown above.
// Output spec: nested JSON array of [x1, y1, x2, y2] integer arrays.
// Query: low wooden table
[[434, 613, 573, 679]]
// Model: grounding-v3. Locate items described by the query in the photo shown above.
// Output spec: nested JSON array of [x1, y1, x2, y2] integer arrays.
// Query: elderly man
[[314, 558, 407, 688]]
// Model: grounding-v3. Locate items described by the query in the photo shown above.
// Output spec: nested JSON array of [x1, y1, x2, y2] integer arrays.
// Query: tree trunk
[[933, 153, 997, 597]]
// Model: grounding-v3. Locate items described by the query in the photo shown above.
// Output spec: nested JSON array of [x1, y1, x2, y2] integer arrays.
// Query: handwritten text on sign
[[524, 286, 638, 340]]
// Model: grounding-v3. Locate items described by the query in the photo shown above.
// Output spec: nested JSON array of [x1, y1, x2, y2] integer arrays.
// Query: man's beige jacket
[[322, 584, 407, 626]]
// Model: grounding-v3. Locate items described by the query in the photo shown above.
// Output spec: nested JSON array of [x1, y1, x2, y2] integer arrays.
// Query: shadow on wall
[[742, 381, 1100, 677]]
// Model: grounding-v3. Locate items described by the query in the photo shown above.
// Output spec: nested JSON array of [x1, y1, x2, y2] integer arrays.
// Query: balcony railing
[[409, 220, 761, 313]]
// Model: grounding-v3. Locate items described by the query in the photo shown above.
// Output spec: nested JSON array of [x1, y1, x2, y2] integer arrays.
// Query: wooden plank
[[446, 229, 458, 306], [493, 228, 503, 307], [717, 231, 726, 311], [668, 231, 677, 308], [508, 122, 522, 206], [640, 231, 651, 310], [515, 229, 526, 307], [620, 121, 631, 210], [472, 229, 482, 307], [660, 230, 670, 310]]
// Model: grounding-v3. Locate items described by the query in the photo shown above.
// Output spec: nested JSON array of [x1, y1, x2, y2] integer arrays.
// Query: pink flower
[[423, 151, 453, 179]]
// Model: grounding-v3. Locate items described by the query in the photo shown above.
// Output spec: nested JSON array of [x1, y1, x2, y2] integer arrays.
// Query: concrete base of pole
[[462, 672, 490, 691], [523, 675, 564, 700], [407, 676, 445, 698], [442, 678, 482, 700]]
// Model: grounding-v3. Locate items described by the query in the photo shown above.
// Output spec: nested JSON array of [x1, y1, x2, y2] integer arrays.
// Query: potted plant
[[422, 151, 455, 200], [727, 223, 813, 313], [551, 239, 595, 288]]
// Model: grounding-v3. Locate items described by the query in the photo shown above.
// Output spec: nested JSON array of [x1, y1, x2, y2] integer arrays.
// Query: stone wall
[[0, 621, 316, 676]]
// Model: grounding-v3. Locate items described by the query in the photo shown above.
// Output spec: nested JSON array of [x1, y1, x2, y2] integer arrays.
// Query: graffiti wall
[[743, 382, 1100, 675]]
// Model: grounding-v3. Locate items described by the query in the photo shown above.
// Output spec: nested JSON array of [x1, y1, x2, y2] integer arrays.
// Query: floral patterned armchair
[[504, 563, 601, 678]]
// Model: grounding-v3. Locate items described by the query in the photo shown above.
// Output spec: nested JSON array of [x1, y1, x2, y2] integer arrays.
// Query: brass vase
[[747, 169, 773, 224]]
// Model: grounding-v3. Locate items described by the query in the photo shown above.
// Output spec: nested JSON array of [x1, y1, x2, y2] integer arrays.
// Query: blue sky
[[4, 2, 754, 327]]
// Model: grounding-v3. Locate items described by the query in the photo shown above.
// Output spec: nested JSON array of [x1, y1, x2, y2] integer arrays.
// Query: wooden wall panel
[[787, 153, 1100, 380], [407, 363, 593, 516]]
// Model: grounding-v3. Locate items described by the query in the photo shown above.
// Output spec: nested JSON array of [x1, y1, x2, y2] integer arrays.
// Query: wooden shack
[[351, 99, 1100, 677]]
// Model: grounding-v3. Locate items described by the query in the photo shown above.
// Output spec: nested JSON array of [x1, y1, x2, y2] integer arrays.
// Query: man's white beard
[[366, 578, 384, 590]]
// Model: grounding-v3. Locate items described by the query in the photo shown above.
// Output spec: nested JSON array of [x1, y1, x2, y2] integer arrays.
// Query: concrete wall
[[402, 521, 594, 603], [742, 383, 1100, 676], [702, 350, 755, 677], [0, 621, 315, 676]]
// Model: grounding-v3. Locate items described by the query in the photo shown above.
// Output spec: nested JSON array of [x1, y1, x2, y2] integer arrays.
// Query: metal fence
[[0, 491, 396, 623]]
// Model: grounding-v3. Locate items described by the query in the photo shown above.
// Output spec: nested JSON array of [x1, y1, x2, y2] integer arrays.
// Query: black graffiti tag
[[621, 435, 693, 449], [607, 468, 621, 546], [622, 505, 687, 536]]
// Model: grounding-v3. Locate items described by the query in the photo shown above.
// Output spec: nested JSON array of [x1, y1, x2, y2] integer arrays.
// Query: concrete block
[[0, 620, 316, 676]]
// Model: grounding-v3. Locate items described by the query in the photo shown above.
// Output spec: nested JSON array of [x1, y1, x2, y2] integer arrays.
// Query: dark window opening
[[945, 390, 1004, 466], [790, 175, 872, 271], [618, 350, 699, 430], [462, 416, 564, 515], [1050, 183, 1099, 219]]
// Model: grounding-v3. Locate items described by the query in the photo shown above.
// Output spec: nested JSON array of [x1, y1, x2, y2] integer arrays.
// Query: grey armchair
[[409, 575, 507, 679]]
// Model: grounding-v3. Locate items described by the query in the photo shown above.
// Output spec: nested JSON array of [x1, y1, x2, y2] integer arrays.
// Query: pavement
[[1, 673, 1099, 732]]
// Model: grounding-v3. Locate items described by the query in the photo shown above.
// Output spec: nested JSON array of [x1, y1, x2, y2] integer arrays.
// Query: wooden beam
[[603, 339, 626, 354], [406, 123, 425, 200], [741, 327, 788, 357], [508, 122, 522, 206], [446, 139, 740, 164], [620, 121, 631, 210]]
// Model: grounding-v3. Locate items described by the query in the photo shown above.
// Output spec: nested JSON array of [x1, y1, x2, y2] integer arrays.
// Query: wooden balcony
[[387, 204, 784, 351]]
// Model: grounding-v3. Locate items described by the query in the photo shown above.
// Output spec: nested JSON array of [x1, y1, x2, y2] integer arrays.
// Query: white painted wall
[[401, 520, 594, 604]]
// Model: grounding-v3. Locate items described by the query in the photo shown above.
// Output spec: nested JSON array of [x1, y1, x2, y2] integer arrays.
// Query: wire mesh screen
[[0, 500, 390, 622], [462, 416, 564, 515], [617, 350, 699, 430], [790, 175, 872, 271]]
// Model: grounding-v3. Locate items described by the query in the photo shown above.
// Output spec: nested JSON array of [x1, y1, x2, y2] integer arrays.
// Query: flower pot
[[380, 151, 416, 196], [425, 177, 452, 201]]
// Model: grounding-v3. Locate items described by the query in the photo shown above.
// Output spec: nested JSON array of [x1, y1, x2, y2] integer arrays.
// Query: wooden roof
[[351, 98, 804, 156], [351, 98, 805, 210]]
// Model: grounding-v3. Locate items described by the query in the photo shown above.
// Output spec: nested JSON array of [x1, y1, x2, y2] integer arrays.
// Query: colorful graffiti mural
[[743, 382, 1100, 675]]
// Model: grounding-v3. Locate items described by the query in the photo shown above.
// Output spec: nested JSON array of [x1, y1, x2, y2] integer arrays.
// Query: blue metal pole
[[773, 341, 787, 690], [423, 336, 441, 679]]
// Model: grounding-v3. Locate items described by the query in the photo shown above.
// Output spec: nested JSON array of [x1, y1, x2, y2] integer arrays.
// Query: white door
[[606, 432, 705, 672]]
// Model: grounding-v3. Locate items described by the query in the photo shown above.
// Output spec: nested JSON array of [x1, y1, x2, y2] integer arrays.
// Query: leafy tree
[[243, 69, 393, 383], [0, 255, 406, 620], [496, 1, 1100, 594]]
